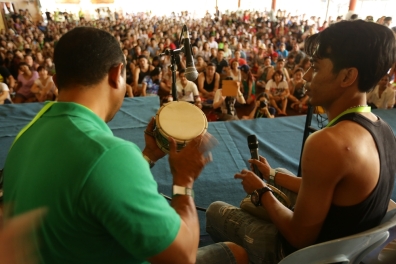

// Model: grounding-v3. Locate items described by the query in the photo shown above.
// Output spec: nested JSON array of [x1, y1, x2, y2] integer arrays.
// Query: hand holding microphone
[[247, 135, 262, 179]]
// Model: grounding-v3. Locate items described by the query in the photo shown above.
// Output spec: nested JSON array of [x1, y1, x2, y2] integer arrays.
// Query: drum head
[[156, 101, 208, 141]]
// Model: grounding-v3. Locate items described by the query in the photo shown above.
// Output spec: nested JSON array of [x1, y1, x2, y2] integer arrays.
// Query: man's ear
[[108, 63, 124, 89], [340, 67, 358, 88]]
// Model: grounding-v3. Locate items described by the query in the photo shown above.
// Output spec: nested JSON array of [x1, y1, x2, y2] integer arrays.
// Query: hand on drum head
[[142, 117, 166, 162], [169, 133, 217, 188]]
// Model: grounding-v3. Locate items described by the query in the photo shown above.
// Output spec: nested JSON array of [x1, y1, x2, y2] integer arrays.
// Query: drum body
[[155, 101, 208, 152]]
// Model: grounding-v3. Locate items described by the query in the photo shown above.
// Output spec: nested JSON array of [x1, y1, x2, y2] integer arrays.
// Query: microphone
[[247, 135, 262, 179], [182, 25, 198, 82]]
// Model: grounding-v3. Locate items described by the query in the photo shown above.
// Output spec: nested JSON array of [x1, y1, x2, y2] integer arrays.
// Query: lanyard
[[10, 101, 55, 150], [326, 106, 371, 128]]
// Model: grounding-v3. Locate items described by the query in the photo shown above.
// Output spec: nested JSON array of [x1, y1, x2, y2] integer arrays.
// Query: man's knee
[[224, 242, 249, 264], [206, 201, 226, 221]]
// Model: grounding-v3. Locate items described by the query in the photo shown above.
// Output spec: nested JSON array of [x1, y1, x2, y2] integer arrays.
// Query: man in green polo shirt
[[3, 27, 248, 264]]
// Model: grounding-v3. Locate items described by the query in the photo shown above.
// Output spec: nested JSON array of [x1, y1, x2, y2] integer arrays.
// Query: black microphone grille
[[247, 134, 258, 149]]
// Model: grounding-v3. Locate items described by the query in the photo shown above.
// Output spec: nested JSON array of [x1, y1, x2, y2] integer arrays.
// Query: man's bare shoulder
[[303, 119, 378, 182], [302, 128, 345, 181]]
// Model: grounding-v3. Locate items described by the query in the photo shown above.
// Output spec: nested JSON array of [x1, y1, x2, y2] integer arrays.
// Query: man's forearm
[[0, 92, 8, 101], [171, 195, 199, 260]]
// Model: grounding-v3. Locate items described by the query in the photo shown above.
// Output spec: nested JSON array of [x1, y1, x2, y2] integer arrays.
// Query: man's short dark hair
[[304, 20, 396, 92], [54, 27, 125, 89], [150, 67, 161, 77], [138, 55, 148, 60]]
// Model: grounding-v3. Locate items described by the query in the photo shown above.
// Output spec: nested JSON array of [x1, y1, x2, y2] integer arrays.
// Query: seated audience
[[13, 62, 38, 103], [242, 92, 275, 119], [211, 49, 229, 75], [198, 42, 211, 62], [267, 58, 291, 82], [226, 60, 242, 82], [288, 68, 309, 113], [288, 42, 305, 65], [44, 57, 56, 76], [367, 74, 395, 109], [256, 56, 273, 89], [297, 56, 312, 73], [284, 54, 296, 77], [169, 69, 202, 109], [265, 69, 289, 116], [229, 50, 247, 66], [239, 64, 256, 104], [133, 55, 154, 96], [276, 43, 288, 59], [197, 62, 220, 103], [160, 64, 174, 99], [141, 67, 162, 97], [213, 78, 246, 121], [0, 82, 12, 104], [31, 66, 57, 102], [195, 55, 207, 73]]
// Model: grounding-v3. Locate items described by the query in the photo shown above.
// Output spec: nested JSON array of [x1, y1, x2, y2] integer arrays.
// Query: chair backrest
[[279, 209, 396, 264]]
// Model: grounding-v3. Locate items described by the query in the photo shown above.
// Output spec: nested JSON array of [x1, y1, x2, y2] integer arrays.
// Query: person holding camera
[[242, 93, 275, 119]]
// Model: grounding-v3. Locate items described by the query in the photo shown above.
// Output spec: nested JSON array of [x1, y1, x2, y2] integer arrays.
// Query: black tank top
[[281, 112, 396, 255], [316, 112, 396, 243], [203, 72, 216, 92], [138, 67, 150, 84]]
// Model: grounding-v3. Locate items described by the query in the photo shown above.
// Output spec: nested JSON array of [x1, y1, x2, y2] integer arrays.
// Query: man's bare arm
[[263, 131, 344, 248], [147, 135, 214, 263], [197, 73, 206, 94], [133, 68, 140, 89]]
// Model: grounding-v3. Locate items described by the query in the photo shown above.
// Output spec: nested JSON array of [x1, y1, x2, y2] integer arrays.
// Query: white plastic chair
[[278, 209, 396, 264]]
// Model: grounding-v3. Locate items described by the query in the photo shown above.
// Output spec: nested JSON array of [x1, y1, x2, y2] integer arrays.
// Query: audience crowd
[[0, 7, 395, 118]]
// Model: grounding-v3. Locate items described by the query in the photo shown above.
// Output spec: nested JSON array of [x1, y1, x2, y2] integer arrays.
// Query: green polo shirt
[[4, 102, 180, 264]]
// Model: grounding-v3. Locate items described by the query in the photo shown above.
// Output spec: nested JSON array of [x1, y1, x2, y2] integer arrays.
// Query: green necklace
[[326, 105, 371, 128]]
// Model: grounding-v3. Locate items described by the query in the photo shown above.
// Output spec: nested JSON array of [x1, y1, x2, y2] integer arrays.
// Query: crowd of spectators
[[0, 6, 395, 118]]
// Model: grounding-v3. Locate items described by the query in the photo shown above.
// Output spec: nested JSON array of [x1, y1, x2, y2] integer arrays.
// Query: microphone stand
[[161, 25, 187, 102], [161, 48, 184, 102], [170, 49, 180, 102]]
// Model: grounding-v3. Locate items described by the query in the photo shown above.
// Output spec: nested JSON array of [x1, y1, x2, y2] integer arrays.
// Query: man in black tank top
[[197, 62, 220, 102], [206, 20, 396, 262], [133, 55, 154, 96]]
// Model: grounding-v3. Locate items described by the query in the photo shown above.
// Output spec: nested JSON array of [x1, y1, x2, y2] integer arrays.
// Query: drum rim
[[155, 101, 208, 142]]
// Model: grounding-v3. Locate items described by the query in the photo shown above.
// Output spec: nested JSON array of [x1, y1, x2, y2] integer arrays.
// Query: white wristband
[[173, 185, 194, 199]]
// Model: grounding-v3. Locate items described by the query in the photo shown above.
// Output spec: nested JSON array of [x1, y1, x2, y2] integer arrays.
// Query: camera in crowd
[[260, 100, 267, 108]]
